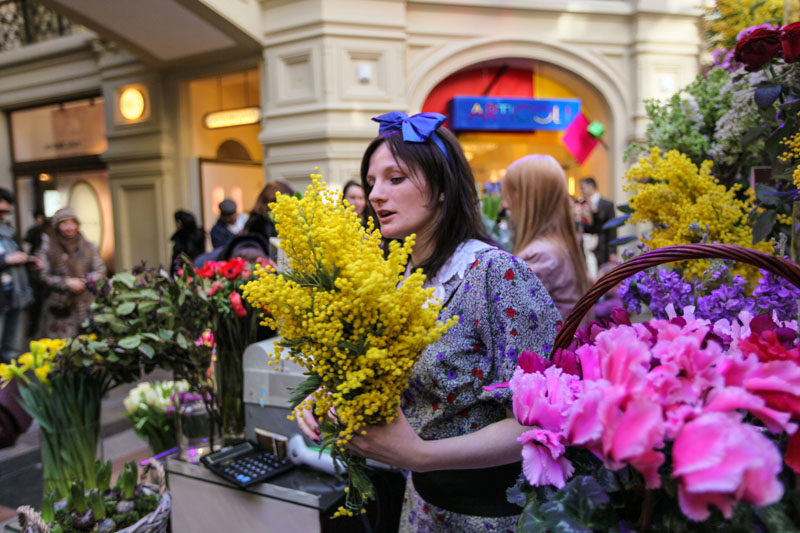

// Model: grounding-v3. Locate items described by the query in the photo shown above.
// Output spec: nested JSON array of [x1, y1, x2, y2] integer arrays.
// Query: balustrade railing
[[0, 0, 79, 52]]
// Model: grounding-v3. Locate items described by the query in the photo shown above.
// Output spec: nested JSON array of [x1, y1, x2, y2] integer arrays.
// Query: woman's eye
[[390, 176, 405, 184]]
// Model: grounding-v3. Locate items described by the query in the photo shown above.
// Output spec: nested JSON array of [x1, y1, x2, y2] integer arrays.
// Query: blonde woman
[[501, 154, 590, 321]]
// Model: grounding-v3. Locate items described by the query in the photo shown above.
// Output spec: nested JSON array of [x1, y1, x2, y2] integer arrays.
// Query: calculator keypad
[[204, 449, 294, 487]]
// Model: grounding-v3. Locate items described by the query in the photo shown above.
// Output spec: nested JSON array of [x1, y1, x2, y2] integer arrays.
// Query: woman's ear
[[439, 192, 444, 203]]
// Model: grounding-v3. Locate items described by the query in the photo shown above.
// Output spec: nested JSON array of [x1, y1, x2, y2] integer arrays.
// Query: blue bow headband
[[371, 111, 450, 163]]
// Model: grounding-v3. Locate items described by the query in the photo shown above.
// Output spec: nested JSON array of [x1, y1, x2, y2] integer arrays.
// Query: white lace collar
[[406, 239, 495, 304]]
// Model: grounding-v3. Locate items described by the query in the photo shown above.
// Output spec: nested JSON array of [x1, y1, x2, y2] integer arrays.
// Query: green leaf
[[742, 124, 766, 147], [752, 208, 777, 244], [90, 490, 106, 519], [755, 183, 779, 206], [96, 460, 112, 491], [118, 336, 142, 350], [176, 333, 188, 350], [139, 343, 155, 359], [517, 493, 547, 533], [41, 493, 55, 522], [137, 300, 158, 313], [70, 479, 87, 514], [158, 328, 174, 340], [288, 373, 323, 409], [113, 272, 137, 289], [616, 203, 632, 214], [116, 302, 136, 315]]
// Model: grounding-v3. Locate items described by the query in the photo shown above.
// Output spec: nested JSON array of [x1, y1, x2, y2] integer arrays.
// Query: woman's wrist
[[408, 437, 432, 472]]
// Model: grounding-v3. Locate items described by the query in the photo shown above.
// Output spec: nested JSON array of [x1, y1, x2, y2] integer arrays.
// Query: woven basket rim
[[554, 243, 800, 351]]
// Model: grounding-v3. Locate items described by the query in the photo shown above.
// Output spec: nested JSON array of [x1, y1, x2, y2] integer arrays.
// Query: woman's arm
[[35, 234, 69, 290], [347, 408, 524, 472]]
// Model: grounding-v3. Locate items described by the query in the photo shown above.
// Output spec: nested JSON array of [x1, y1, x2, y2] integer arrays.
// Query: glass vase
[[214, 344, 245, 445], [176, 394, 214, 463]]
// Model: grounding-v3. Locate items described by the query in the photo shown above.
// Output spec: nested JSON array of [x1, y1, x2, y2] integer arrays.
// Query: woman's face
[[344, 185, 366, 216], [58, 218, 79, 238], [366, 143, 439, 243]]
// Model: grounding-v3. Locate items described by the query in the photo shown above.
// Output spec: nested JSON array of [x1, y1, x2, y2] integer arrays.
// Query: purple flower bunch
[[695, 274, 755, 322], [754, 270, 800, 321], [617, 263, 799, 323], [618, 268, 694, 318]]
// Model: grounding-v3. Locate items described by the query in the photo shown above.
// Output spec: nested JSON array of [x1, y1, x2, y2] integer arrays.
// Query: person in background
[[579, 177, 617, 268], [170, 210, 205, 275], [342, 180, 367, 225], [23, 209, 50, 337], [37, 207, 106, 339], [0, 188, 34, 362], [210, 199, 246, 249], [502, 155, 590, 321], [243, 181, 294, 240], [24, 209, 49, 256], [297, 111, 560, 531]]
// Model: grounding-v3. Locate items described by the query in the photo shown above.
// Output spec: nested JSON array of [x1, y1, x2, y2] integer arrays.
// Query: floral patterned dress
[[399, 240, 560, 532]]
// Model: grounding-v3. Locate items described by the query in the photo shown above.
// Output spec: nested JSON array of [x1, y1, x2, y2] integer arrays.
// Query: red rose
[[505, 307, 516, 318], [230, 291, 247, 317], [734, 27, 782, 71], [510, 328, 518, 336], [782, 21, 800, 63], [471, 367, 484, 379], [432, 402, 439, 411], [447, 392, 456, 403], [504, 269, 515, 280]]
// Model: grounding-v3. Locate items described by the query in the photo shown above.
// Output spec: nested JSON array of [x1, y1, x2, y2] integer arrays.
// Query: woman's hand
[[295, 394, 322, 443], [346, 409, 427, 472], [65, 277, 86, 293]]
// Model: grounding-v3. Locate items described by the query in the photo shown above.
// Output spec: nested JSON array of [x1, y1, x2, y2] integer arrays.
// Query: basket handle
[[16, 505, 49, 533], [554, 243, 800, 351], [141, 458, 167, 495]]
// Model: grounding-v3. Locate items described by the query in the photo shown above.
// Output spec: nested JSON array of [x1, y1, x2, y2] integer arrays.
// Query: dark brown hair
[[251, 181, 294, 217], [359, 126, 493, 277]]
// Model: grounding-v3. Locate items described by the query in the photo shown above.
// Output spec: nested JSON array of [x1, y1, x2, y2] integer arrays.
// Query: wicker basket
[[16, 459, 171, 533], [554, 243, 800, 351]]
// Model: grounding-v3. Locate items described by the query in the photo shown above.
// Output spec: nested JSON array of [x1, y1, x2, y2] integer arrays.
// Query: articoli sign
[[449, 96, 581, 132]]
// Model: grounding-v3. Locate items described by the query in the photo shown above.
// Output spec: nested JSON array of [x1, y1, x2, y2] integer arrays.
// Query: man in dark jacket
[[579, 177, 617, 267], [210, 199, 246, 249], [0, 189, 35, 362]]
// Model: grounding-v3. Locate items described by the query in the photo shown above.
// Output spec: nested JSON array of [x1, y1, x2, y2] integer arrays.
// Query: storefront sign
[[449, 96, 581, 131], [10, 98, 107, 163]]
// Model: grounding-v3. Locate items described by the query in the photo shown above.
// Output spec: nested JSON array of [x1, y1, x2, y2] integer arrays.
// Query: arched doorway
[[421, 59, 611, 197], [408, 38, 631, 202]]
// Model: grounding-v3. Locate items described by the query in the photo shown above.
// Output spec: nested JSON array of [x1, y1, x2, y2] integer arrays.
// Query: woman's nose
[[369, 182, 386, 206]]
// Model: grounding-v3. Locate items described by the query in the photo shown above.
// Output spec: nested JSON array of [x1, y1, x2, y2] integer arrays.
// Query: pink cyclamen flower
[[673, 412, 783, 521], [510, 366, 580, 432], [518, 428, 574, 489], [597, 387, 665, 488]]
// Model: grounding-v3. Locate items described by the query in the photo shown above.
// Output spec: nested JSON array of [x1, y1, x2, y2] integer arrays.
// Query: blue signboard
[[449, 96, 581, 132]]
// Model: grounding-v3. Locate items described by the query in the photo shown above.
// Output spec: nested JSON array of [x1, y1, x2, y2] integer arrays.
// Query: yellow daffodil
[[34, 364, 51, 384]]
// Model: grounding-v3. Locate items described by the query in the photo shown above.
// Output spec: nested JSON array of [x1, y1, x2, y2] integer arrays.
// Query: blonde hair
[[503, 154, 589, 294]]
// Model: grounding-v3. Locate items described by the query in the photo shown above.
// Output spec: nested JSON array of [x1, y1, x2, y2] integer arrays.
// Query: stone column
[[259, 0, 408, 189], [95, 42, 177, 270]]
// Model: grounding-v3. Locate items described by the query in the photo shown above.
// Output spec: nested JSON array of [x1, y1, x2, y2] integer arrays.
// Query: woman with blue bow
[[298, 112, 559, 531]]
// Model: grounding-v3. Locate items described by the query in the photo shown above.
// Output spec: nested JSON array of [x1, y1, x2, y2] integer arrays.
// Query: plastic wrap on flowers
[[499, 244, 800, 531]]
